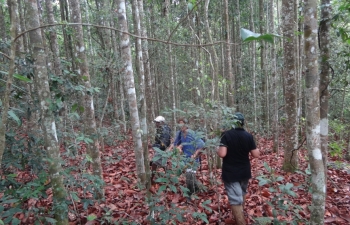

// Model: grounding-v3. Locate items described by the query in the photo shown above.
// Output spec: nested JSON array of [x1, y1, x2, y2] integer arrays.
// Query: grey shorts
[[224, 179, 249, 205], [152, 151, 167, 167]]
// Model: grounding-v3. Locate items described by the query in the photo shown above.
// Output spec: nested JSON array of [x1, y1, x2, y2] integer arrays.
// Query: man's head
[[154, 116, 165, 127], [233, 112, 244, 127], [177, 117, 188, 132]]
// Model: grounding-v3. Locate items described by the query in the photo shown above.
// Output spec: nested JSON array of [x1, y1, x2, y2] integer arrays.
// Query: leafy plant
[[254, 162, 308, 225]]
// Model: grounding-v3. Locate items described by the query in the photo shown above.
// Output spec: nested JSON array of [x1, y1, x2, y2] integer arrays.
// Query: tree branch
[[14, 23, 239, 48], [0, 51, 11, 60]]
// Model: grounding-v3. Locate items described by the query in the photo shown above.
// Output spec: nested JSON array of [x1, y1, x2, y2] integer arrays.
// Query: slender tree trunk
[[116, 0, 146, 184], [224, 0, 234, 107], [139, 0, 154, 123], [59, 0, 74, 71], [282, 0, 299, 172], [0, 0, 18, 169], [234, 0, 243, 111], [204, 0, 219, 102], [304, 0, 326, 223], [24, 1, 68, 224], [319, 0, 331, 183], [69, 0, 104, 198], [259, 0, 268, 132], [249, 0, 257, 130], [132, 0, 150, 188], [269, 0, 279, 153]]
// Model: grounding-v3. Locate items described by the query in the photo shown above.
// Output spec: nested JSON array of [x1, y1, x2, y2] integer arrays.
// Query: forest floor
[[86, 135, 350, 225], [6, 134, 350, 225]]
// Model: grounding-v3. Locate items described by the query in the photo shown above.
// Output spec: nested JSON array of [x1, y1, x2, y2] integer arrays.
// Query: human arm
[[250, 149, 260, 158], [217, 146, 227, 158]]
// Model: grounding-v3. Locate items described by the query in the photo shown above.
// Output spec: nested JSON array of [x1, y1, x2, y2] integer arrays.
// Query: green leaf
[[8, 110, 21, 126], [276, 176, 284, 182], [87, 214, 97, 221], [168, 184, 177, 193], [240, 28, 281, 44], [11, 218, 20, 225], [155, 178, 169, 183], [157, 185, 167, 194], [44, 217, 57, 224], [0, 219, 4, 225], [2, 199, 18, 204], [13, 74, 32, 83]]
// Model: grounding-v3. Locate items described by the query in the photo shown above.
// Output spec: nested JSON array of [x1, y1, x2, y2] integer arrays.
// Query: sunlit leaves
[[240, 28, 281, 44]]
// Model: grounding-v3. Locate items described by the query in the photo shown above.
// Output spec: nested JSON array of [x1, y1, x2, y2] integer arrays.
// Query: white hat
[[154, 116, 165, 122]]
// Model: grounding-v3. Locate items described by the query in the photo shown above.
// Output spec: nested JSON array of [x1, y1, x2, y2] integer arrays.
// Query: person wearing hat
[[172, 117, 205, 200], [217, 112, 260, 225], [150, 116, 171, 184]]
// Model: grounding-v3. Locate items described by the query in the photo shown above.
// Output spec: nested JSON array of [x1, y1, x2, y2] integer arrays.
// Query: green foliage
[[0, 172, 56, 225], [147, 148, 208, 224], [254, 162, 307, 224], [13, 74, 32, 83], [240, 28, 281, 44], [329, 141, 345, 158]]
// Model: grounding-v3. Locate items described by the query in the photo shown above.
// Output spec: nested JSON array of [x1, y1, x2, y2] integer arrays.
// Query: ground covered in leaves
[[3, 135, 350, 225]]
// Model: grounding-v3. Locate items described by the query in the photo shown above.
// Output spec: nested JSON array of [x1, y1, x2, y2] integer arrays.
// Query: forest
[[0, 0, 350, 224]]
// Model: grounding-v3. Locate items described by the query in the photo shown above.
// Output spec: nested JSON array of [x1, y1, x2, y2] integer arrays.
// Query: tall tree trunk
[[319, 0, 331, 184], [24, 1, 68, 224], [224, 0, 234, 107], [132, 0, 150, 187], [204, 0, 219, 102], [0, 0, 18, 168], [304, 0, 326, 223], [116, 0, 146, 184], [269, 0, 279, 153], [69, 0, 104, 198], [259, 0, 268, 132], [59, 0, 74, 71], [139, 0, 154, 123], [249, 0, 258, 130], [234, 0, 243, 111], [282, 0, 298, 172]]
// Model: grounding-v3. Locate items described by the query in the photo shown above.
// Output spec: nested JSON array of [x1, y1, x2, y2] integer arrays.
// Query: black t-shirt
[[219, 128, 256, 183], [153, 124, 171, 150]]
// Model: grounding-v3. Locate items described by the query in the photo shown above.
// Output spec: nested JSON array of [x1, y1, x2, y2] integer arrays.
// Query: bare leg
[[231, 205, 246, 225]]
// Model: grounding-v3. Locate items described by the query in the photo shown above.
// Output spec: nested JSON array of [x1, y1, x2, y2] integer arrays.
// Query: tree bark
[[304, 0, 326, 223], [259, 0, 268, 132], [249, 0, 257, 130], [132, 0, 150, 187], [138, 0, 154, 123], [319, 0, 331, 183], [269, 0, 279, 153], [224, 0, 234, 107], [282, 0, 299, 172], [204, 0, 219, 102], [24, 1, 68, 223], [69, 0, 104, 198], [116, 0, 146, 184], [0, 0, 18, 169]]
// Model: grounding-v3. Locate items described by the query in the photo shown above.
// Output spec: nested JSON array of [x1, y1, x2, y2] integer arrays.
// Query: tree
[[116, 0, 146, 184], [224, 0, 234, 107], [320, 0, 331, 181], [24, 1, 68, 223], [0, 0, 17, 168], [304, 0, 326, 223], [282, 0, 299, 172], [132, 0, 151, 187], [69, 0, 104, 198]]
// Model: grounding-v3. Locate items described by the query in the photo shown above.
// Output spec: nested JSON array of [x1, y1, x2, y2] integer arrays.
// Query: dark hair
[[177, 117, 188, 124]]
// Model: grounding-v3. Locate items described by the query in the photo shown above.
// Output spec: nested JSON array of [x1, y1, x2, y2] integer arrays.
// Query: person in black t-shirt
[[150, 116, 171, 184], [217, 112, 260, 225]]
